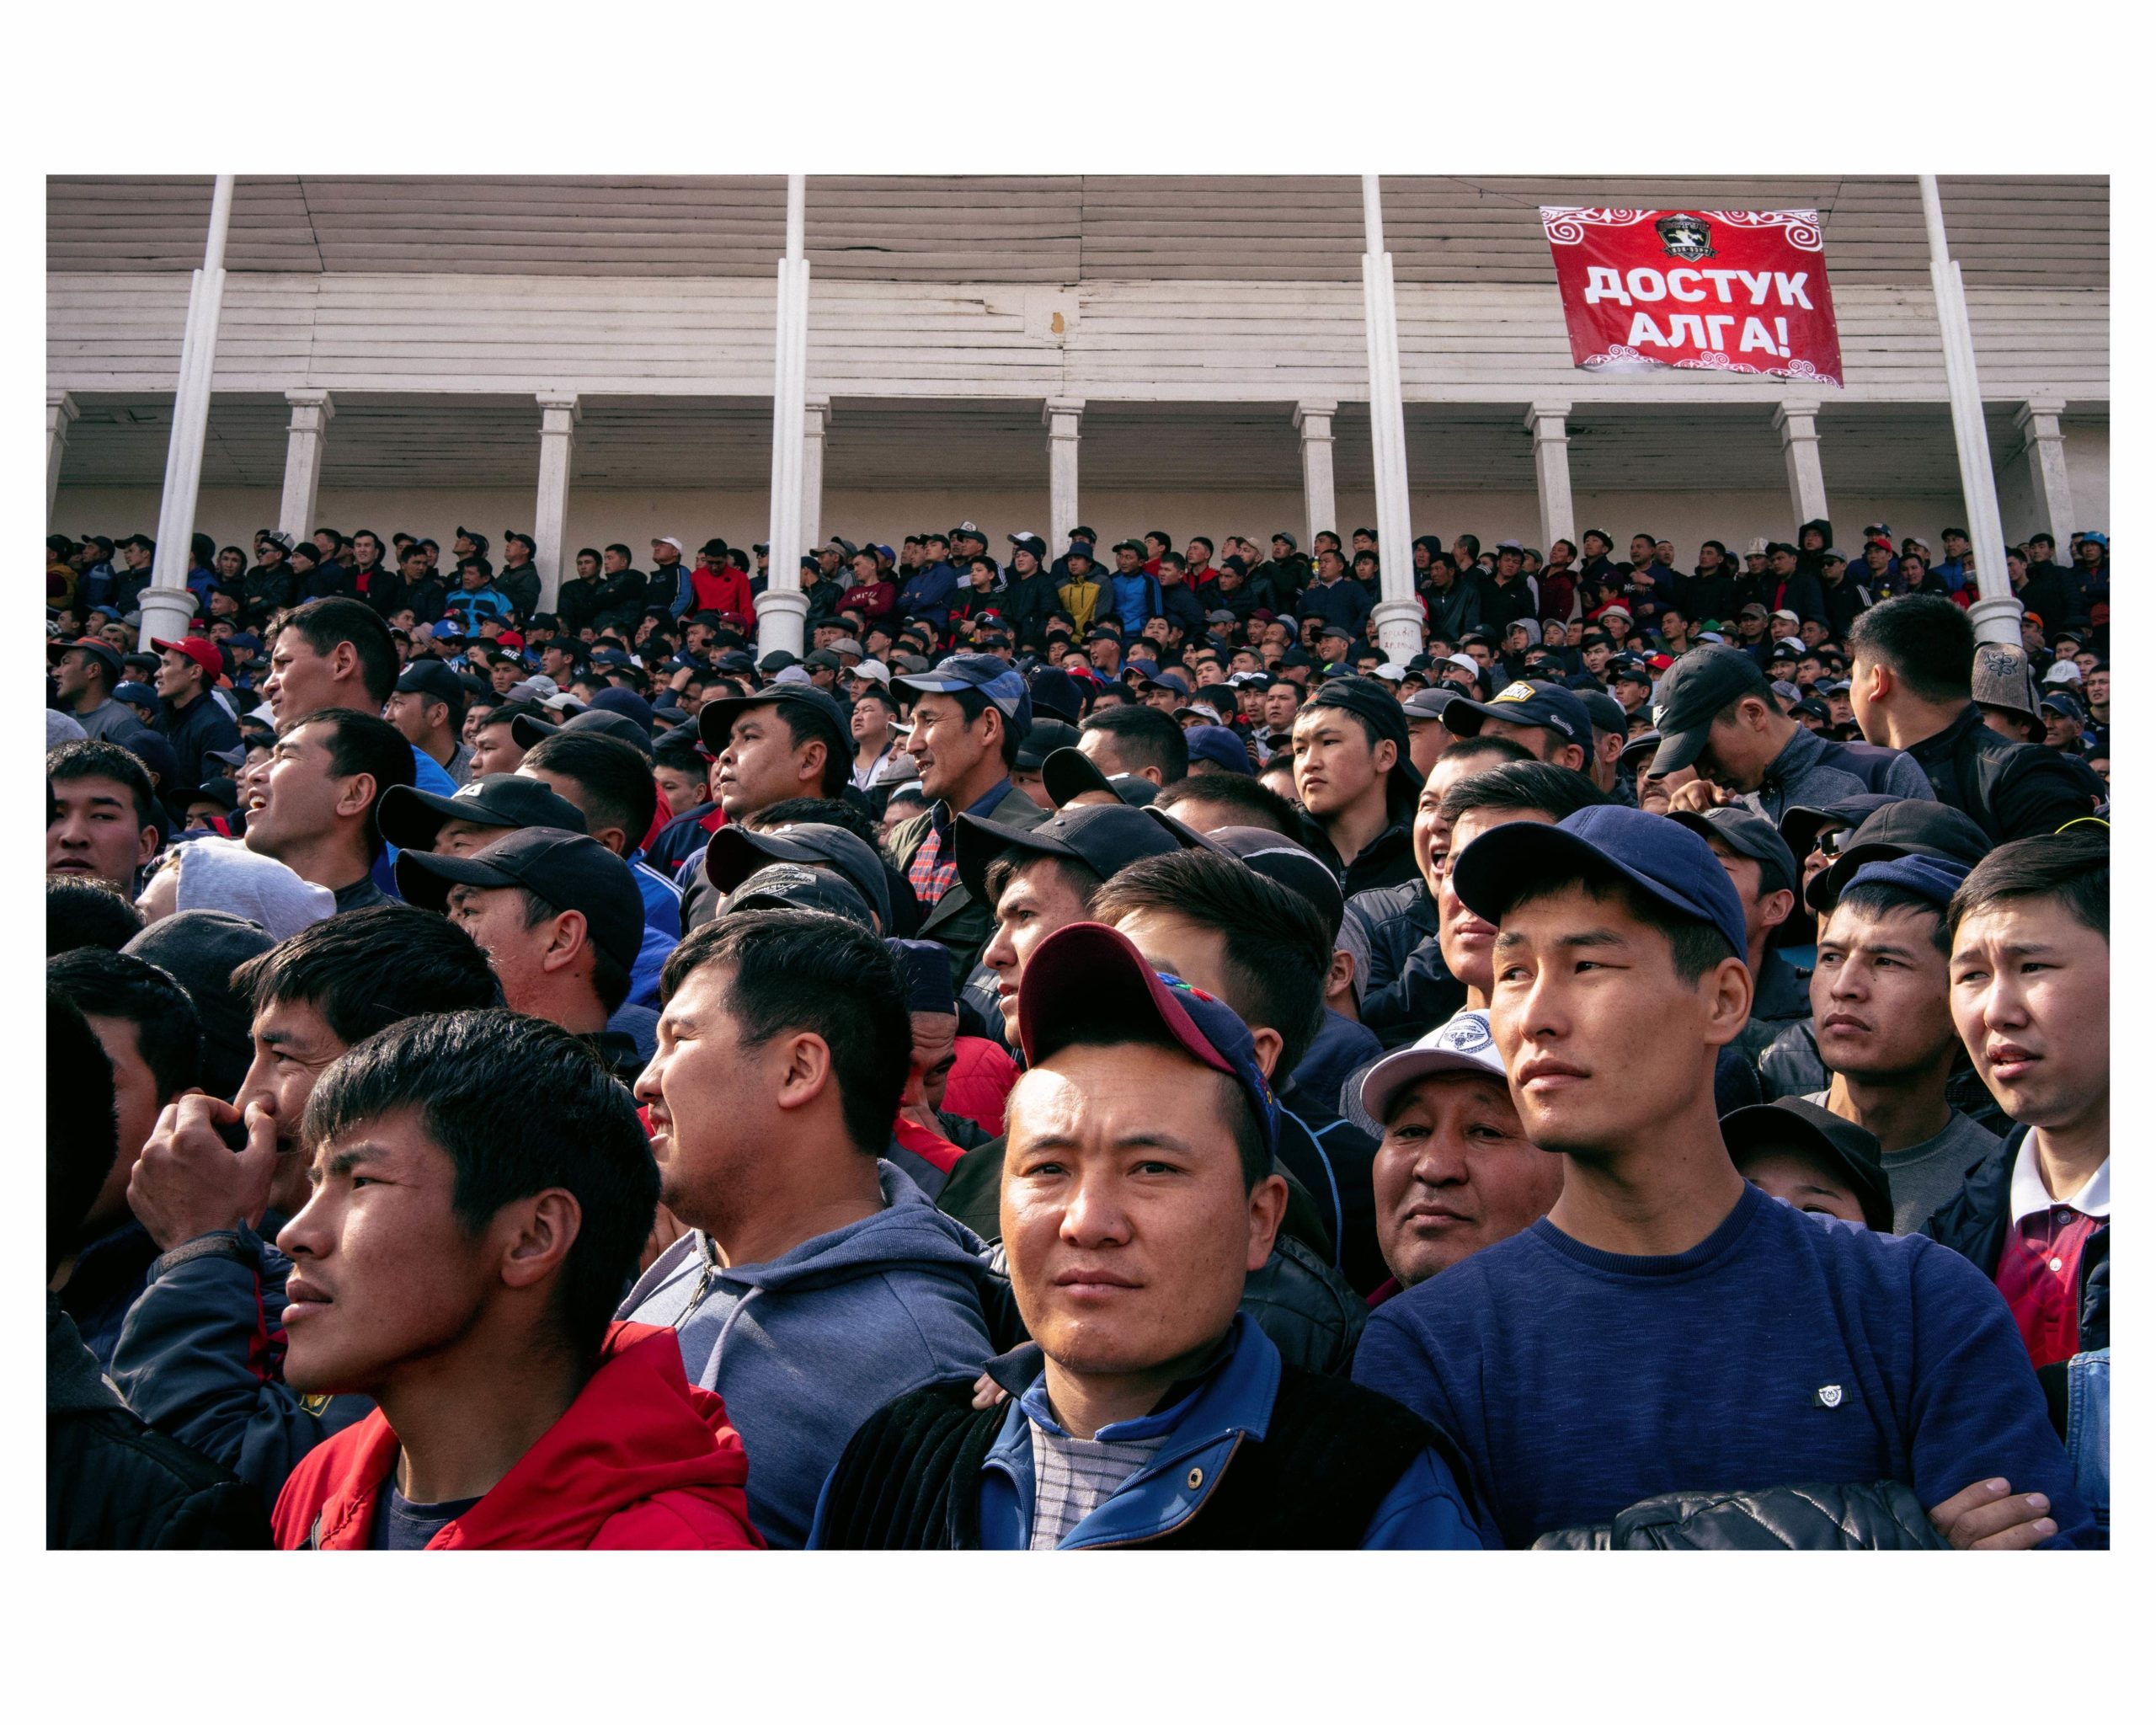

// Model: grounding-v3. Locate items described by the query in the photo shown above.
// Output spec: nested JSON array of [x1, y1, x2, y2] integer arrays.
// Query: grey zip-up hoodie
[[616, 1162, 999, 1548]]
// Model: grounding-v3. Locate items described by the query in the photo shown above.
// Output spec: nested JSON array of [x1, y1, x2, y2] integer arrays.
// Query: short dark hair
[[1080, 703, 1188, 783], [1848, 595, 1976, 704], [49, 989, 120, 1273], [1439, 760, 1605, 825], [283, 708, 416, 857], [1948, 830, 2107, 942], [764, 702, 853, 794], [1829, 881, 1951, 956], [1437, 735, 1533, 778], [659, 910, 911, 1156], [278, 597, 400, 706], [47, 947, 203, 1102], [520, 731, 659, 851], [234, 905, 502, 1047], [1153, 773, 1300, 836], [748, 796, 883, 855], [477, 697, 545, 734], [299, 1009, 658, 1360], [47, 875, 147, 956], [1091, 848, 1331, 1077], [48, 739, 157, 829]]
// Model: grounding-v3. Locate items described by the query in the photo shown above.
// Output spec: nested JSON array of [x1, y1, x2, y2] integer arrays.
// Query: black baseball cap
[[1440, 678, 1593, 747], [1577, 689, 1630, 740], [954, 800, 1209, 905], [1015, 718, 1082, 771], [1203, 825, 1345, 938], [696, 684, 850, 764], [510, 706, 656, 760], [1400, 686, 1462, 724], [1778, 793, 1902, 866], [1649, 646, 1775, 774], [705, 822, 892, 930], [376, 772, 589, 854], [1305, 676, 1425, 800], [393, 826, 644, 972], [1670, 806, 1800, 898], [727, 862, 877, 929], [1806, 800, 1993, 914], [1721, 1097, 1893, 1232], [394, 658, 467, 705], [1453, 804, 1749, 961]]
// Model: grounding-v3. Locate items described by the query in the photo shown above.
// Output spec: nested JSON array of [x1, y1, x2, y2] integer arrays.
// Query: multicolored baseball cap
[[894, 652, 1033, 732], [1018, 921, 1279, 1159]]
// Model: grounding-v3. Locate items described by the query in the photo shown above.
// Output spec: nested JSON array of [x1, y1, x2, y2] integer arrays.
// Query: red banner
[[1540, 208, 1843, 387]]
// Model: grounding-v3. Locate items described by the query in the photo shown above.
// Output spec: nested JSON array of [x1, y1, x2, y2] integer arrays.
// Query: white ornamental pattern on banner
[[1540, 208, 1654, 245], [1706, 210, 1824, 252]]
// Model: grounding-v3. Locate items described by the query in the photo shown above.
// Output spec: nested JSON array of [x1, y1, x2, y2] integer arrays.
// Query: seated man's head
[[1811, 858, 1967, 1092], [1449, 806, 1753, 1163], [1152, 772, 1301, 838], [1946, 830, 2109, 1135], [1077, 703, 1188, 789], [277, 1009, 659, 1396], [1670, 807, 1798, 973], [245, 709, 415, 881], [1003, 923, 1287, 1409], [1360, 1009, 1561, 1288], [702, 690, 851, 817], [637, 911, 910, 1236], [1436, 762, 1604, 1001], [1721, 1097, 1892, 1231], [46, 948, 202, 1247], [515, 730, 659, 857], [48, 740, 162, 890]]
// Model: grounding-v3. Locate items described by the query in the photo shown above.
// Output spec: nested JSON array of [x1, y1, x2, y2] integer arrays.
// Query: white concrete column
[[759, 174, 811, 661], [48, 390, 77, 522], [1294, 399, 1337, 552], [141, 174, 233, 652], [1524, 400, 1576, 555], [1360, 179, 1421, 666], [800, 396, 831, 558], [1044, 397, 1084, 553], [1919, 174, 2016, 647], [2011, 398, 2075, 550], [532, 393, 579, 613], [1773, 398, 1829, 533], [276, 389, 337, 551]]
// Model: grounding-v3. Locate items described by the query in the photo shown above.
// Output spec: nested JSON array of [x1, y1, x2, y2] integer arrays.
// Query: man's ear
[[1371, 736, 1399, 777], [334, 772, 378, 824], [1246, 1024, 1285, 1081], [1701, 955, 1754, 1048], [1758, 887, 1796, 937], [539, 908, 589, 975], [496, 1189, 581, 1293]]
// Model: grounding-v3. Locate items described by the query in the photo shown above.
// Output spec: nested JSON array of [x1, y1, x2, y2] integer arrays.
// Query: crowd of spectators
[[45, 505, 2110, 1550]]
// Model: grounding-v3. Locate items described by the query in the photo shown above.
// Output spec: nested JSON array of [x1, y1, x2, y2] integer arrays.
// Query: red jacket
[[271, 1324, 764, 1550], [691, 566, 755, 628]]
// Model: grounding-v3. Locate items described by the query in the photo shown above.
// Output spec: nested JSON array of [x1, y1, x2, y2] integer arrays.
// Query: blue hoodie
[[616, 1162, 998, 1547]]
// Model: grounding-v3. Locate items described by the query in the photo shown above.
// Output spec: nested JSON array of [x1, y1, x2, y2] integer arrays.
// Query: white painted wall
[[57, 482, 1988, 576]]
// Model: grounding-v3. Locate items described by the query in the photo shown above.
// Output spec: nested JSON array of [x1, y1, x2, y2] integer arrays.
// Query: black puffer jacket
[[46, 1296, 270, 1550], [1532, 1479, 1946, 1550], [1345, 880, 1469, 1050]]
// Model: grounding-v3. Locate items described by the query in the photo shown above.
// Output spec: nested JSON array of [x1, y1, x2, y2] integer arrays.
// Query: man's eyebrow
[[315, 1141, 390, 1180], [1952, 939, 2064, 964], [1492, 926, 1628, 953]]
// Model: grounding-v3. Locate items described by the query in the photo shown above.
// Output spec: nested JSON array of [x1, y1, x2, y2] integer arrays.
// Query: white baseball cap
[[849, 659, 893, 686], [2044, 660, 2084, 684], [1357, 1009, 1508, 1124], [653, 536, 685, 553]]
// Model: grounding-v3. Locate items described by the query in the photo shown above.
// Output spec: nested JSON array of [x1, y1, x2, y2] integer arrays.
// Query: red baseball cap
[[152, 636, 224, 681]]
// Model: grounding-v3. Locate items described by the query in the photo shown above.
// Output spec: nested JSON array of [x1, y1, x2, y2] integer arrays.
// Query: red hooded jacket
[[690, 564, 755, 628], [271, 1323, 764, 1550]]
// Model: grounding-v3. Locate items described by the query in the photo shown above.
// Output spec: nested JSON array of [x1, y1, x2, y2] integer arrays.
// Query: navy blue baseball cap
[[1019, 921, 1280, 1161], [1451, 803, 1748, 961], [1440, 678, 1593, 747], [1183, 725, 1253, 775], [1840, 852, 1972, 911], [894, 653, 1034, 733]]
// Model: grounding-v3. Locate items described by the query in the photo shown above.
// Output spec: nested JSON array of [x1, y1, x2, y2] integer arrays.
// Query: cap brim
[[1648, 723, 1710, 775], [1017, 921, 1230, 1082], [953, 811, 1085, 906], [1357, 1045, 1508, 1126], [510, 713, 562, 751], [1451, 819, 1742, 960], [696, 689, 848, 759], [1807, 839, 1949, 915], [1040, 745, 1118, 809], [374, 782, 503, 854], [391, 844, 519, 913], [1719, 1104, 1892, 1232]]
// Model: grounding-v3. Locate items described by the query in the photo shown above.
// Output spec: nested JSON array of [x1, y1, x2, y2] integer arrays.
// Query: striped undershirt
[[1025, 1421, 1167, 1550]]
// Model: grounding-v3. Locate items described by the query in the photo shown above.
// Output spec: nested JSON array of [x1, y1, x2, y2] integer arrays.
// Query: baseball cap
[[1452, 803, 1749, 962], [393, 827, 644, 972], [705, 822, 892, 930], [954, 800, 1209, 906], [1806, 801, 1993, 913], [1017, 921, 1279, 1161], [376, 772, 590, 854], [1305, 676, 1425, 800], [727, 862, 878, 929], [510, 706, 657, 759], [152, 636, 223, 681], [46, 636, 125, 686], [1670, 806, 1800, 897], [1577, 690, 1629, 740], [848, 658, 893, 687], [1648, 645, 1774, 774], [1040, 746, 1155, 810], [894, 653, 1033, 732], [394, 659, 467, 705], [1841, 852, 1974, 911], [1721, 1097, 1893, 1232], [1183, 725, 1253, 775], [1202, 826, 1344, 938], [112, 680, 158, 708], [696, 683, 851, 765], [1014, 718, 1081, 771], [1357, 1008, 1508, 1124], [1440, 678, 1593, 747], [1401, 686, 1461, 724], [1777, 793, 1901, 864]]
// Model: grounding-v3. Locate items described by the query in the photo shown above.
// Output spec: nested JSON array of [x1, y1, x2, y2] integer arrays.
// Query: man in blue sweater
[[1353, 804, 2095, 1548]]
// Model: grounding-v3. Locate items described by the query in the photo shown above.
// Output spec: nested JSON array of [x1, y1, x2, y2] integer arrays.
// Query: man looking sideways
[[269, 1011, 761, 1549], [48, 740, 162, 892], [1289, 679, 1424, 895], [1358, 1009, 1562, 1303], [1353, 804, 2095, 1548], [1433, 762, 1602, 1012], [111, 907, 502, 1506], [809, 921, 1485, 1549]]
